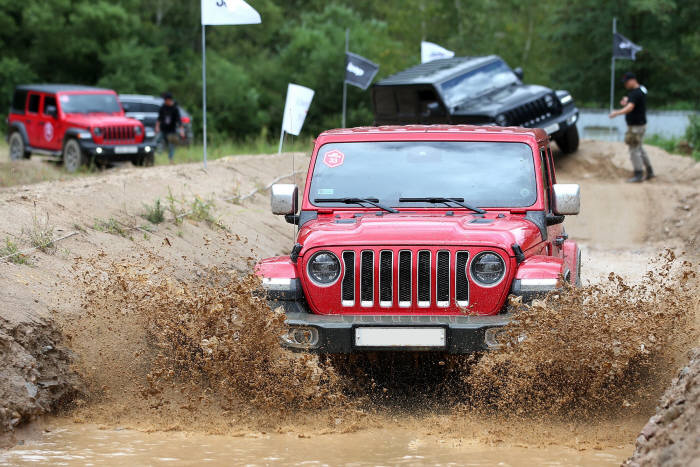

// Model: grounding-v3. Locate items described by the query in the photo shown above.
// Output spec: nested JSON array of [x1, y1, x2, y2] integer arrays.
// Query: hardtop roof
[[319, 125, 547, 141], [15, 84, 113, 94], [375, 55, 501, 86]]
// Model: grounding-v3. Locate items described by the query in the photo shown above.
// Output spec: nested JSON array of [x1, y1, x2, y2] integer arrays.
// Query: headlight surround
[[134, 125, 142, 135], [495, 114, 508, 126], [544, 94, 555, 108], [307, 251, 341, 286], [93, 127, 102, 137], [470, 251, 506, 287]]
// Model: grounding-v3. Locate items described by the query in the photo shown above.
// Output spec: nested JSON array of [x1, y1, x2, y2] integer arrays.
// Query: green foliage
[[22, 211, 55, 253], [685, 115, 700, 159], [93, 217, 127, 237], [142, 199, 165, 224], [0, 238, 29, 264], [646, 115, 700, 161]]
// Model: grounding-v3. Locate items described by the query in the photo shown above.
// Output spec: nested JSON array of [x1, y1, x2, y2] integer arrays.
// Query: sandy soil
[[0, 140, 698, 462]]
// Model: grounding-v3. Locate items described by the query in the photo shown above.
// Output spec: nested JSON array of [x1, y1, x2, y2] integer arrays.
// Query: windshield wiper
[[399, 197, 486, 214], [315, 197, 399, 214]]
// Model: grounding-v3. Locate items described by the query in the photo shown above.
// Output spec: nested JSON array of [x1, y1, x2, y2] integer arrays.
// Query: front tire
[[554, 125, 579, 154], [62, 139, 85, 173], [9, 132, 29, 160]]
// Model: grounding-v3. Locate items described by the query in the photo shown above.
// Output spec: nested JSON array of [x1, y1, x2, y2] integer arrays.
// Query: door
[[40, 95, 62, 151], [24, 92, 43, 147]]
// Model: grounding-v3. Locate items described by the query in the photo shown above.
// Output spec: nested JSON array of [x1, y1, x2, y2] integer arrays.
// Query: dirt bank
[[1, 140, 699, 462]]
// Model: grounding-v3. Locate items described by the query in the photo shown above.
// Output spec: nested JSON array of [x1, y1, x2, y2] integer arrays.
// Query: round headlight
[[93, 127, 102, 136], [544, 94, 555, 108], [307, 251, 341, 286], [495, 114, 508, 126], [470, 251, 506, 286], [134, 125, 142, 135]]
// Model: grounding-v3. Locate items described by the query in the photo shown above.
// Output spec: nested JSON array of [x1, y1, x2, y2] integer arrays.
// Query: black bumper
[[279, 306, 512, 354], [78, 141, 154, 161], [546, 106, 579, 139]]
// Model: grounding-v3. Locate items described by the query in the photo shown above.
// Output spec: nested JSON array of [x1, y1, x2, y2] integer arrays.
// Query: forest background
[[1, 0, 697, 142]]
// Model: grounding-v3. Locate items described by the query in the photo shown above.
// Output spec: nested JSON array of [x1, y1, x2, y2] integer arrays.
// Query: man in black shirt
[[609, 72, 654, 183], [155, 92, 184, 163]]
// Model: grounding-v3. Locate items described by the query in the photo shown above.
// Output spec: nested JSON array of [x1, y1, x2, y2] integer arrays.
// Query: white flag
[[201, 0, 261, 26], [421, 41, 455, 63], [282, 84, 314, 136]]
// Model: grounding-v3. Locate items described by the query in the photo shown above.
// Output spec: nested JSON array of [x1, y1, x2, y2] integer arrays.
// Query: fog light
[[145, 146, 152, 153], [96, 147, 103, 154], [281, 326, 319, 349], [485, 328, 507, 350], [567, 114, 578, 125]]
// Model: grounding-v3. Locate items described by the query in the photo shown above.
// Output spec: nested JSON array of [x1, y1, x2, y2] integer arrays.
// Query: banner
[[613, 32, 642, 60], [345, 52, 379, 90], [282, 84, 314, 136], [421, 41, 455, 63], [201, 0, 261, 26]]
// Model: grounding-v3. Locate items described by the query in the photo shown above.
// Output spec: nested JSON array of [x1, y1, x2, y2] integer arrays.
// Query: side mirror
[[46, 105, 58, 118], [271, 183, 298, 215], [552, 184, 580, 215], [513, 67, 524, 81]]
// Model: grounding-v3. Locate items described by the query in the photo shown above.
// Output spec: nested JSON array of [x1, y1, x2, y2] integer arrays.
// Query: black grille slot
[[455, 251, 469, 306], [398, 251, 411, 306], [417, 250, 430, 306], [379, 251, 392, 305], [360, 251, 374, 305], [341, 251, 355, 305], [436, 251, 450, 306]]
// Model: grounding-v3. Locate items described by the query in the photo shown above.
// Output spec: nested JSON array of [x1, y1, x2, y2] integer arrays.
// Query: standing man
[[156, 92, 185, 163], [609, 72, 654, 183]]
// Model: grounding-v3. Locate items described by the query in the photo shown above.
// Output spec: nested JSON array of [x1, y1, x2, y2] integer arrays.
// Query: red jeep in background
[[6, 85, 154, 172], [256, 125, 581, 353]]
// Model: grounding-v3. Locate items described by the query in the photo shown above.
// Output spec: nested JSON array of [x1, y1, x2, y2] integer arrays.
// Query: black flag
[[345, 52, 379, 90], [613, 32, 642, 60]]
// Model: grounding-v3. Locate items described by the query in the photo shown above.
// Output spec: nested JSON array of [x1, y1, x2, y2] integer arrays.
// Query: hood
[[451, 84, 550, 116], [63, 114, 142, 128], [297, 211, 543, 255]]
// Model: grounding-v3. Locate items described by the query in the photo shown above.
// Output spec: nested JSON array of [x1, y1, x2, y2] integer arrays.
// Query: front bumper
[[78, 141, 154, 161], [543, 106, 579, 138], [278, 308, 512, 354]]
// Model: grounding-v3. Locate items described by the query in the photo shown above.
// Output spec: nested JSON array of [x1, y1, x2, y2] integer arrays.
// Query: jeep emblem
[[323, 150, 345, 168]]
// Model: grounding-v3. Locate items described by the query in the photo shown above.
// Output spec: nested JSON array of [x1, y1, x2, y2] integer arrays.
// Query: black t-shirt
[[158, 104, 181, 133], [625, 87, 647, 126]]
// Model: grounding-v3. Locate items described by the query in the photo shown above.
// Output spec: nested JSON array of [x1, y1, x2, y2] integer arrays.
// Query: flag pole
[[202, 24, 208, 169], [341, 28, 349, 128], [278, 129, 285, 154], [609, 17, 616, 139]]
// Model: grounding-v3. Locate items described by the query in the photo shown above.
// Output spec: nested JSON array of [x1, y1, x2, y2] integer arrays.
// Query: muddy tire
[[554, 125, 579, 154], [62, 139, 85, 173], [9, 132, 29, 160]]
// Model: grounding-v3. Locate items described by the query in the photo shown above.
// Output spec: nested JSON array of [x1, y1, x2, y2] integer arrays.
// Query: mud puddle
[[1, 421, 633, 466]]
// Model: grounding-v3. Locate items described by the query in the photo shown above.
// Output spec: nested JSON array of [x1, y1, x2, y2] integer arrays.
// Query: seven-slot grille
[[503, 94, 561, 128], [340, 249, 470, 309], [103, 126, 135, 142]]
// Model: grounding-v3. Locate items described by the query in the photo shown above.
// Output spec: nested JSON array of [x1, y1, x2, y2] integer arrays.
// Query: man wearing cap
[[156, 92, 185, 163], [609, 72, 654, 183]]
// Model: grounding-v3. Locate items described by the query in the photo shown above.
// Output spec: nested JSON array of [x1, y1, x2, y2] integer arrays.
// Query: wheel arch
[[8, 121, 29, 145]]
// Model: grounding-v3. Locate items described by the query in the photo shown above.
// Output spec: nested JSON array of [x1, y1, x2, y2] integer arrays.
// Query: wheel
[[9, 132, 29, 160], [554, 125, 579, 154], [142, 152, 154, 166], [62, 139, 85, 173]]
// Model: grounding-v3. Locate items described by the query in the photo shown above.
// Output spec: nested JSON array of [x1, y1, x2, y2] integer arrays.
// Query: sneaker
[[626, 171, 644, 183]]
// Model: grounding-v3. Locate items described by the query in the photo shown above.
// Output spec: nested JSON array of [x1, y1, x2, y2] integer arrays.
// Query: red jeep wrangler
[[256, 125, 581, 353], [6, 85, 154, 172]]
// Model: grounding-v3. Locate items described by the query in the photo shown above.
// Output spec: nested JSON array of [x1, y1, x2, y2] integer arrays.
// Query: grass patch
[[22, 210, 56, 253], [188, 196, 227, 230], [94, 217, 128, 237], [142, 199, 165, 224], [0, 238, 30, 264], [646, 134, 700, 161]]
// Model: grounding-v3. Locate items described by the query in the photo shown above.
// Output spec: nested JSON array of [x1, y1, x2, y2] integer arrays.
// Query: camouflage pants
[[624, 125, 651, 172]]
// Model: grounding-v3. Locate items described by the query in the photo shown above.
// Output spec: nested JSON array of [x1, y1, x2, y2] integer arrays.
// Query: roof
[[118, 94, 163, 103], [375, 55, 498, 86], [16, 84, 112, 93], [320, 125, 547, 140]]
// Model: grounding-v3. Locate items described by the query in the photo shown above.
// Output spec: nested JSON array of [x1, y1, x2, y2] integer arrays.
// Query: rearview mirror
[[552, 184, 580, 215], [513, 67, 524, 81], [271, 184, 298, 215], [45, 105, 58, 118]]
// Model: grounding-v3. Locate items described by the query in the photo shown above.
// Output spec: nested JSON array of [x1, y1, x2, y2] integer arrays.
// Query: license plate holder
[[355, 327, 446, 348], [114, 145, 138, 154]]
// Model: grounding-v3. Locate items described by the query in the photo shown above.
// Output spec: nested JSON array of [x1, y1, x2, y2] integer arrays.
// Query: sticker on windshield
[[323, 150, 345, 168], [317, 188, 335, 195], [520, 188, 530, 198]]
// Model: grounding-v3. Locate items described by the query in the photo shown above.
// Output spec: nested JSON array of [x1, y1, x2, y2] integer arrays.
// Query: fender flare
[[8, 121, 29, 145], [561, 240, 581, 287], [62, 127, 89, 147]]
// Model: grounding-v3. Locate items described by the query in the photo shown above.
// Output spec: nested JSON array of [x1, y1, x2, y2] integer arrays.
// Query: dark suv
[[372, 55, 580, 153], [119, 94, 193, 147], [6, 85, 153, 171]]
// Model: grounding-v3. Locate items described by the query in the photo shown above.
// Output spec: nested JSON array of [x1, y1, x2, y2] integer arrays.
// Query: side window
[[42, 96, 57, 115], [11, 90, 28, 114], [539, 147, 550, 210], [28, 93, 41, 114]]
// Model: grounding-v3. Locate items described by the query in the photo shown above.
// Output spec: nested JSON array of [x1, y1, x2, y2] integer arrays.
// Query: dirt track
[[0, 140, 698, 463]]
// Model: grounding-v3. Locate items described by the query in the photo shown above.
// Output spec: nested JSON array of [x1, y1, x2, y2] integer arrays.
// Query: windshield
[[59, 93, 122, 114], [440, 60, 518, 107], [309, 141, 537, 209]]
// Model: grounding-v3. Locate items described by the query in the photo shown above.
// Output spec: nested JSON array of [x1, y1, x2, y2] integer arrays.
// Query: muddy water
[[1, 422, 631, 466]]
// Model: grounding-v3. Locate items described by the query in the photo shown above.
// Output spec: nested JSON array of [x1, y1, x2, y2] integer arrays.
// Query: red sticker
[[323, 150, 345, 168]]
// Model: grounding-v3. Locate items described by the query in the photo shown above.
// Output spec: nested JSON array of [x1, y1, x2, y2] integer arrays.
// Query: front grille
[[341, 248, 470, 309], [103, 125, 135, 142], [505, 94, 561, 127]]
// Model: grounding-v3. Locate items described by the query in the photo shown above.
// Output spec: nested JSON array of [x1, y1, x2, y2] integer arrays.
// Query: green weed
[[94, 218, 128, 237], [0, 238, 30, 265], [142, 198, 165, 224]]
